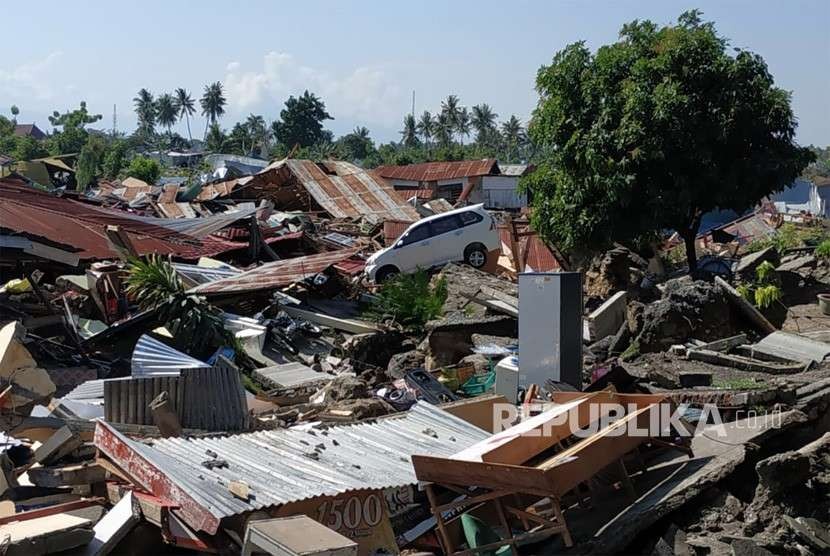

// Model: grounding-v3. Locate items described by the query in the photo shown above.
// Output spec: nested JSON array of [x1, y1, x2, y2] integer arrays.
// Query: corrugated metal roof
[[253, 362, 334, 388], [497, 164, 532, 177], [189, 249, 357, 295], [131, 334, 210, 377], [377, 159, 498, 182], [751, 331, 830, 364], [0, 177, 241, 261], [173, 262, 242, 287], [95, 402, 488, 531]]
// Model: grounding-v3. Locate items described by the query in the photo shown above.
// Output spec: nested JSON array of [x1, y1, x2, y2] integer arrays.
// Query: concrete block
[[588, 291, 627, 341]]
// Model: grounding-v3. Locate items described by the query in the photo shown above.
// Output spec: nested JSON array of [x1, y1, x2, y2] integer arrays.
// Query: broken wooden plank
[[692, 334, 748, 353]]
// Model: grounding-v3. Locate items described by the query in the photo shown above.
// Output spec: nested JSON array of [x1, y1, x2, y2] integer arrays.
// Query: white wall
[[482, 175, 526, 209]]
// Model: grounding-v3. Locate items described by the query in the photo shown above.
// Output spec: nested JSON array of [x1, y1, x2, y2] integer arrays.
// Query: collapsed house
[[1, 151, 830, 556]]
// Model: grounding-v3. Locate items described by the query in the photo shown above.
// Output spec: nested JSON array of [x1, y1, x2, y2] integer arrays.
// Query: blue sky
[[3, 0, 828, 145]]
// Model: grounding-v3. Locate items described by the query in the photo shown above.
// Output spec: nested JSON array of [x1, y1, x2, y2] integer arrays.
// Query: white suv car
[[365, 204, 500, 282]]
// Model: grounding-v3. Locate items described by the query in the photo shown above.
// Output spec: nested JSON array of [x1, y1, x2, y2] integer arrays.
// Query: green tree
[[456, 107, 471, 145], [440, 94, 461, 139], [46, 101, 102, 155], [204, 123, 228, 153], [155, 93, 177, 135], [133, 89, 156, 139], [271, 90, 333, 150], [803, 145, 830, 180], [174, 88, 196, 143], [416, 111, 434, 149], [524, 11, 814, 272], [434, 112, 453, 148], [471, 104, 498, 144], [75, 134, 107, 190], [125, 156, 161, 184], [10, 105, 19, 124], [245, 114, 267, 155], [400, 114, 419, 147], [337, 126, 375, 162], [500, 115, 524, 162], [200, 82, 226, 139], [102, 139, 127, 178]]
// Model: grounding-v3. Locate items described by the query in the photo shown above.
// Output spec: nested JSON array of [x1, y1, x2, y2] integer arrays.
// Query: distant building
[[771, 177, 830, 218], [375, 159, 533, 209], [13, 123, 47, 141]]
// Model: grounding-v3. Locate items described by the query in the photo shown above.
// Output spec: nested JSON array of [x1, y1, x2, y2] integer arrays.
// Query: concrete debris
[[3, 158, 830, 556]]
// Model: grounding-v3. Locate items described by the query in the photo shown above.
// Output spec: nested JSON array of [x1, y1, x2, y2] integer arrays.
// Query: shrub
[[125, 156, 161, 184], [815, 239, 830, 258], [754, 284, 782, 309], [365, 269, 447, 329]]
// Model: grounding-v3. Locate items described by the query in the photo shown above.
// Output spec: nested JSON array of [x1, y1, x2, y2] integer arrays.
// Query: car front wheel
[[464, 244, 488, 269]]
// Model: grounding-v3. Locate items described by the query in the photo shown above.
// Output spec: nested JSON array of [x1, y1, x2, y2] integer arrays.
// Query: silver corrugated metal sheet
[[253, 362, 334, 388], [751, 331, 830, 364], [97, 402, 488, 525], [63, 379, 106, 401], [131, 334, 210, 377], [173, 263, 241, 287]]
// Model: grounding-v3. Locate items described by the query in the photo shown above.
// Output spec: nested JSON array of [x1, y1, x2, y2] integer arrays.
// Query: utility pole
[[411, 90, 415, 118], [112, 104, 117, 136]]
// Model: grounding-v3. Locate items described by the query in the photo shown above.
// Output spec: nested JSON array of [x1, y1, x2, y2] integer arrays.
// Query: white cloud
[[0, 51, 65, 102], [222, 52, 404, 128]]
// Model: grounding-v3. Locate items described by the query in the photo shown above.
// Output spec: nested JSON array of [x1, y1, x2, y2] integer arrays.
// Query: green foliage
[[204, 123, 228, 153], [75, 135, 107, 190], [803, 145, 830, 181], [200, 82, 226, 129], [754, 284, 782, 309], [713, 377, 763, 390], [365, 270, 448, 329], [102, 139, 127, 179], [336, 126, 376, 162], [125, 156, 161, 184], [125, 255, 237, 357], [0, 122, 48, 160], [744, 223, 826, 254], [739, 259, 783, 310], [46, 101, 102, 155], [155, 93, 177, 132], [271, 90, 333, 149], [815, 240, 830, 258], [523, 10, 814, 272]]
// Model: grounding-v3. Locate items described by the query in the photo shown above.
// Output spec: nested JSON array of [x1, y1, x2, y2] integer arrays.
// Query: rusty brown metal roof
[[376, 159, 498, 182], [189, 249, 358, 295], [199, 159, 419, 221], [0, 177, 241, 261]]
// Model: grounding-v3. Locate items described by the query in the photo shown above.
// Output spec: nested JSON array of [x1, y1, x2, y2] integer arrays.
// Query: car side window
[[458, 211, 483, 227], [429, 215, 462, 236], [399, 223, 430, 246]]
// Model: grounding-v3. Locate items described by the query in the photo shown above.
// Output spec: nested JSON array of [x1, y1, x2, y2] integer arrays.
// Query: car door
[[393, 222, 432, 272], [426, 214, 464, 265]]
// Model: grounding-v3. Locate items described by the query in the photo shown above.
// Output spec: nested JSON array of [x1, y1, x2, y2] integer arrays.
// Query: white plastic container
[[494, 355, 520, 404]]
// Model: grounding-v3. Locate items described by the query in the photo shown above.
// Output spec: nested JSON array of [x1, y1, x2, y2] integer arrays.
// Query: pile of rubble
[[1, 162, 830, 555]]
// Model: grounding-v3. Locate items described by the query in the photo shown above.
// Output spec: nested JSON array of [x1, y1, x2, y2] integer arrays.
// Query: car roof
[[411, 203, 486, 226]]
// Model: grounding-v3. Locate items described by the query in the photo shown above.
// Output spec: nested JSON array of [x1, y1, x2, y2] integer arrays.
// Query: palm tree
[[417, 111, 434, 147], [245, 114, 267, 155], [440, 95, 461, 140], [435, 112, 453, 148], [501, 115, 524, 162], [174, 88, 196, 143], [471, 104, 498, 144], [204, 122, 227, 152], [456, 107, 471, 146], [353, 126, 370, 140], [133, 88, 156, 137], [400, 114, 419, 147], [200, 82, 226, 140], [156, 94, 177, 135]]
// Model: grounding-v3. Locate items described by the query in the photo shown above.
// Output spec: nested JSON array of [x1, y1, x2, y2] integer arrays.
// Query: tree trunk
[[186, 114, 192, 144], [682, 230, 698, 275]]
